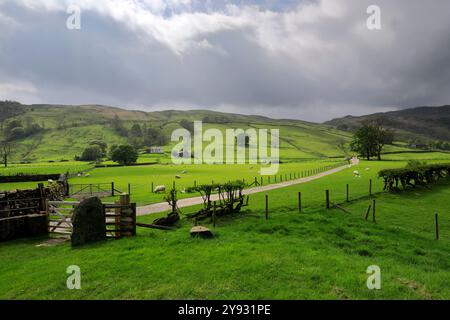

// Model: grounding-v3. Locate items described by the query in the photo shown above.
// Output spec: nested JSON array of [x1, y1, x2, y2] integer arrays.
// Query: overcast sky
[[0, 0, 449, 122]]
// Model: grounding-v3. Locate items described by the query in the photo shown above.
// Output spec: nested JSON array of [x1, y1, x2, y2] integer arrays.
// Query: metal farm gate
[[68, 182, 125, 199]]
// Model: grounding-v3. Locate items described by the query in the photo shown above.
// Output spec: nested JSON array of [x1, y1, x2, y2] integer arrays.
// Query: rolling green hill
[[325, 105, 450, 143], [1, 102, 415, 162]]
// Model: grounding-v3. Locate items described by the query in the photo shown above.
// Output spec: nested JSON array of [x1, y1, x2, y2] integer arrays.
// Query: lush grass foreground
[[0, 162, 449, 299]]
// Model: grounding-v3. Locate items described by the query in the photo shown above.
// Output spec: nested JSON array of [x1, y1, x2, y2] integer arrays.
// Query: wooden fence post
[[372, 199, 376, 223], [151, 182, 154, 193], [365, 204, 372, 220], [128, 183, 131, 196], [325, 190, 330, 209], [265, 195, 269, 220], [346, 184, 349, 202], [435, 213, 439, 240], [298, 192, 302, 213], [268, 176, 271, 184], [213, 201, 217, 228], [260, 177, 263, 186], [116, 193, 130, 238], [369, 179, 372, 197], [111, 182, 115, 197]]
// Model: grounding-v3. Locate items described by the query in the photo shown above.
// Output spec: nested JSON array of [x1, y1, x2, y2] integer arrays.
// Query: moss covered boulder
[[71, 197, 105, 247]]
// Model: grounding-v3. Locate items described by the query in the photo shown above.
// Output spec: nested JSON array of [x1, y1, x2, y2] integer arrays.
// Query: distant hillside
[[325, 106, 450, 143], [0, 103, 413, 162]]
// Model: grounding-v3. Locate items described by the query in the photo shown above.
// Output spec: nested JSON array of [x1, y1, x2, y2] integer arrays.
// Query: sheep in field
[[154, 185, 166, 193]]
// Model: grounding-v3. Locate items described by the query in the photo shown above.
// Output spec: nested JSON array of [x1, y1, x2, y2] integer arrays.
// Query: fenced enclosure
[[68, 182, 125, 199]]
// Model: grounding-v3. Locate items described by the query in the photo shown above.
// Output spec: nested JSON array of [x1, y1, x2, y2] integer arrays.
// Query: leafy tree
[[0, 101, 24, 124], [111, 115, 128, 137], [89, 140, 108, 155], [443, 142, 450, 150], [0, 140, 13, 168], [79, 145, 103, 161], [350, 124, 378, 160], [350, 122, 393, 160], [110, 144, 138, 165], [8, 127, 26, 140], [179, 119, 194, 134], [374, 124, 394, 160], [144, 127, 167, 146], [130, 123, 143, 137]]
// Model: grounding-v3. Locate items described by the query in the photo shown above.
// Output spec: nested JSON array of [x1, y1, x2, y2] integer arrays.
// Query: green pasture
[[0, 161, 94, 176], [69, 160, 344, 205], [1, 160, 449, 299]]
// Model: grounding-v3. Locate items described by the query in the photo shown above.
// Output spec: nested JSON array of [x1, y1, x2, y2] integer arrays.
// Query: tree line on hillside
[[0, 101, 44, 167], [76, 141, 138, 165], [111, 115, 168, 148]]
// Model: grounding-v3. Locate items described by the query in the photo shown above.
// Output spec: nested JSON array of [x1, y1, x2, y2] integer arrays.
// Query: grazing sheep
[[154, 185, 166, 193], [353, 170, 360, 177], [351, 157, 360, 166], [48, 179, 54, 183], [175, 175, 181, 179], [77, 173, 82, 177], [85, 173, 91, 177], [182, 170, 187, 174], [365, 167, 370, 171]]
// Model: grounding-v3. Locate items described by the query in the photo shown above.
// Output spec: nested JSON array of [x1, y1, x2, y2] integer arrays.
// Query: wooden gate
[[47, 201, 75, 235], [47, 195, 136, 239]]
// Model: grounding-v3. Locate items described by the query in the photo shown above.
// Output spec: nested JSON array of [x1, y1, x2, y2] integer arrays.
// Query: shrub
[[79, 145, 103, 161], [379, 163, 450, 192]]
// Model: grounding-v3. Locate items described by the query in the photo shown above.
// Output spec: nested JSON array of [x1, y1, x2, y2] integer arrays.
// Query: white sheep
[[175, 175, 181, 179], [154, 185, 166, 193], [85, 173, 91, 177], [353, 170, 360, 177]]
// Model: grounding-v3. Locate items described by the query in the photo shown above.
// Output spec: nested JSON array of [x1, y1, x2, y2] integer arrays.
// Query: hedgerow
[[378, 163, 450, 192]]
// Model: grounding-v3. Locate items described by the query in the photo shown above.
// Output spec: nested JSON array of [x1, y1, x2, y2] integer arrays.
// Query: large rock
[[71, 197, 105, 247], [190, 226, 213, 239]]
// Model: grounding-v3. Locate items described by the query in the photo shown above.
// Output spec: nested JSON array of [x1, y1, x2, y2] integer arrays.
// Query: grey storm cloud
[[0, 0, 449, 122]]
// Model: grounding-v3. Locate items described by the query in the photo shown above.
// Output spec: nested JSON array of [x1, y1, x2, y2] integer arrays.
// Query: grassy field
[[1, 160, 449, 299], [69, 160, 344, 205], [0, 161, 94, 176]]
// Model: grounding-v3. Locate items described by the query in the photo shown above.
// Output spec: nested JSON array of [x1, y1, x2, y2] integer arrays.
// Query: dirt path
[[137, 165, 349, 216]]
